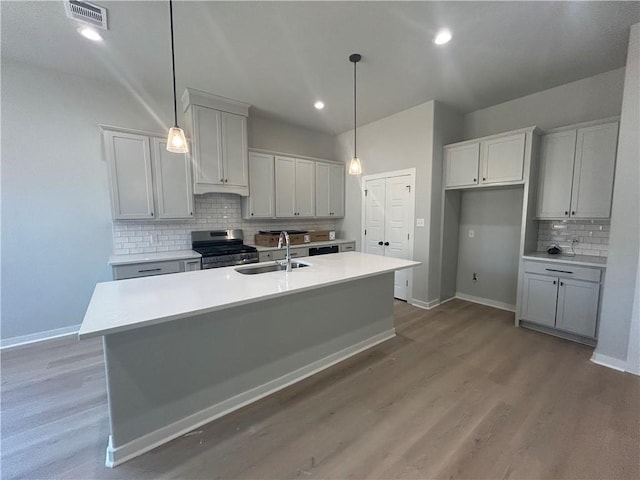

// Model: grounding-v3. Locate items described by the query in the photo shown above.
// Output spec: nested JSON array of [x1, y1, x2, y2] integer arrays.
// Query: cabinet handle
[[190, 212, 193, 216], [251, 213, 254, 216], [378, 241, 384, 246], [560, 281, 564, 286], [482, 177, 486, 181], [220, 178, 224, 182], [565, 211, 569, 216], [473, 178, 477, 182], [384, 242, 390, 246], [138, 268, 162, 273], [553, 280, 556, 285], [545, 268, 573, 274], [225, 179, 228, 183], [150, 212, 154, 217], [571, 211, 575, 215]]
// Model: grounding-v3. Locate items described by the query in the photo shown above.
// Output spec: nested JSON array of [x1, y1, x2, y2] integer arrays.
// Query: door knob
[[384, 242, 390, 246], [378, 241, 383, 246]]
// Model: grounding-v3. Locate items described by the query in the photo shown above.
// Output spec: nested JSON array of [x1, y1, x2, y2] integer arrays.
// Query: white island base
[[101, 271, 398, 467]]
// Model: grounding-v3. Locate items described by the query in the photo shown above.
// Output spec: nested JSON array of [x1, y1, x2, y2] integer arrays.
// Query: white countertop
[[108, 250, 202, 266], [249, 239, 355, 252], [523, 252, 607, 268], [80, 252, 420, 339]]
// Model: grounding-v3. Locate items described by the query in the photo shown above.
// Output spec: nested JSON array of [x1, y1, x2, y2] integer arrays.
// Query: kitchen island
[[79, 252, 419, 467]]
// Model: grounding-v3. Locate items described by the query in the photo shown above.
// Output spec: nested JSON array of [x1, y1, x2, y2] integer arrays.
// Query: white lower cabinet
[[521, 260, 602, 339], [182, 259, 202, 272]]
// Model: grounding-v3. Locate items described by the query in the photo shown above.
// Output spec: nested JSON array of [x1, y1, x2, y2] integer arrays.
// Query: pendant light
[[348, 53, 362, 175], [166, 0, 188, 153]]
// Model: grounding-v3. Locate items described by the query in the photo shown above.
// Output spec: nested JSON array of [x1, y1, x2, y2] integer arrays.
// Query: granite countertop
[[523, 251, 607, 268], [79, 252, 420, 339]]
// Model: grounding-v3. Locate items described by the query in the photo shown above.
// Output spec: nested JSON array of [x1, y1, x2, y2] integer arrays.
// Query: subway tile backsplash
[[536, 219, 610, 257], [112, 194, 340, 255]]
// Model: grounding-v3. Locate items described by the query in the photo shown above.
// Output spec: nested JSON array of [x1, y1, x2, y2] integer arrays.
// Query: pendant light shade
[[166, 0, 188, 154], [348, 53, 362, 175]]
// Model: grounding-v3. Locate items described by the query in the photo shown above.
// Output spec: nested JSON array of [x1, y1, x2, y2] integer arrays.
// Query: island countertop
[[79, 252, 420, 339]]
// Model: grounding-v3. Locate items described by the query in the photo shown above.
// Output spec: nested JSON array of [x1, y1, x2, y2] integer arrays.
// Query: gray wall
[[463, 68, 626, 139], [455, 187, 524, 308], [248, 115, 337, 160], [1, 61, 336, 343], [595, 23, 640, 369]]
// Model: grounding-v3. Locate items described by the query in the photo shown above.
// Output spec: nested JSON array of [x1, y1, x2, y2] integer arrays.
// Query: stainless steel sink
[[235, 261, 310, 275]]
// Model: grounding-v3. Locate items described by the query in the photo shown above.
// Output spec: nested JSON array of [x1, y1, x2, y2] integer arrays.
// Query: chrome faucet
[[277, 231, 292, 272]]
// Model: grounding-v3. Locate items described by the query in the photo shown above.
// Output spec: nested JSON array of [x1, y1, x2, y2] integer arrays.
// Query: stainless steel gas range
[[191, 230, 259, 269]]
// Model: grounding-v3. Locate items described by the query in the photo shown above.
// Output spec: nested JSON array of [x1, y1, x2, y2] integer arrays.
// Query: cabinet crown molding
[[182, 88, 250, 117]]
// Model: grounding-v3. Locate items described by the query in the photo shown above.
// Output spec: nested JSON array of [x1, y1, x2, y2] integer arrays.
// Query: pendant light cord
[[353, 58, 357, 159], [169, 0, 178, 128]]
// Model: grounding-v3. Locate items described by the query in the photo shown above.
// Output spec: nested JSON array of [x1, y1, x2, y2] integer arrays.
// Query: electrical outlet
[[416, 218, 425, 227], [469, 229, 475, 238], [472, 273, 478, 282]]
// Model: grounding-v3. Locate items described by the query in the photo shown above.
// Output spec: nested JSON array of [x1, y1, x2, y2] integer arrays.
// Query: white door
[[247, 152, 274, 218], [364, 174, 412, 300], [555, 279, 599, 338], [521, 273, 558, 327], [152, 137, 194, 219], [536, 130, 577, 219], [221, 112, 248, 187], [570, 122, 618, 219]]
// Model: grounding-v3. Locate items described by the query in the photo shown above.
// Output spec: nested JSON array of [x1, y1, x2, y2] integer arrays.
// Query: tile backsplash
[[536, 219, 610, 257], [112, 194, 340, 255]]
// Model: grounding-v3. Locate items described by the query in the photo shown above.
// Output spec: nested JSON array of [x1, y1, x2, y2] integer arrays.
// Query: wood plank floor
[[2, 299, 639, 479]]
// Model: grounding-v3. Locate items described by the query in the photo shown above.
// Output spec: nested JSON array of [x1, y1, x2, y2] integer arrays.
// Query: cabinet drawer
[[340, 243, 356, 252], [523, 261, 601, 283], [113, 260, 182, 280]]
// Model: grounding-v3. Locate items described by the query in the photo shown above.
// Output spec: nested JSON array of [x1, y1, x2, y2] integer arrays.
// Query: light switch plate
[[469, 229, 475, 238], [416, 218, 425, 227]]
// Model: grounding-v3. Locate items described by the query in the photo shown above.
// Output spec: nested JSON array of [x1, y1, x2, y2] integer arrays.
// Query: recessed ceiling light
[[433, 29, 452, 45], [78, 26, 103, 42], [314, 101, 325, 110]]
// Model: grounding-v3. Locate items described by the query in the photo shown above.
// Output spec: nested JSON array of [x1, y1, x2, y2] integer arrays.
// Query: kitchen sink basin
[[235, 261, 310, 275]]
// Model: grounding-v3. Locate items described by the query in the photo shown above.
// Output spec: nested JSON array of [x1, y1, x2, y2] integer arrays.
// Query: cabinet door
[[192, 106, 223, 185], [445, 143, 480, 188], [556, 279, 599, 337], [295, 159, 315, 217], [182, 259, 201, 272], [247, 152, 274, 218], [480, 133, 525, 184], [329, 163, 345, 217], [315, 162, 331, 217], [521, 273, 558, 327], [152, 138, 194, 219], [570, 122, 618, 218], [104, 130, 155, 220], [221, 112, 248, 187], [275, 156, 296, 217], [536, 130, 576, 219]]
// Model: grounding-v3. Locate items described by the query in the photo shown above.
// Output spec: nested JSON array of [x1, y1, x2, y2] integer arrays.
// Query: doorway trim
[[361, 168, 416, 300]]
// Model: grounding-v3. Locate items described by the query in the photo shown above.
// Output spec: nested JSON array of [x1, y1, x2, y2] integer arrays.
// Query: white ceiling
[[2, 1, 638, 134]]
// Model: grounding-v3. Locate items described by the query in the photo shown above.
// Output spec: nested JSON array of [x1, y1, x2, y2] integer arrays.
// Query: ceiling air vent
[[64, 0, 108, 30]]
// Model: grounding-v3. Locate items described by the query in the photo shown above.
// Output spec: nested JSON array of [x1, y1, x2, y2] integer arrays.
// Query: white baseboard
[[0, 325, 80, 349], [409, 298, 441, 310], [590, 352, 628, 372], [106, 328, 396, 467], [455, 292, 516, 312]]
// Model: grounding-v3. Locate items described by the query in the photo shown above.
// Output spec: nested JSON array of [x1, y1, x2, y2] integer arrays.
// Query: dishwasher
[[308, 245, 339, 256]]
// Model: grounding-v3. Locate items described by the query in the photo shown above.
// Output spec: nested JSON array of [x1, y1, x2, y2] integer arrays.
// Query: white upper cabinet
[[103, 128, 193, 221], [152, 138, 194, 219], [295, 159, 315, 217], [104, 130, 155, 220], [315, 162, 345, 217], [445, 128, 532, 190], [536, 130, 577, 219], [570, 122, 618, 218], [444, 143, 479, 188], [274, 156, 317, 218], [182, 88, 250, 196], [243, 152, 274, 219], [536, 120, 618, 219], [480, 132, 525, 184]]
